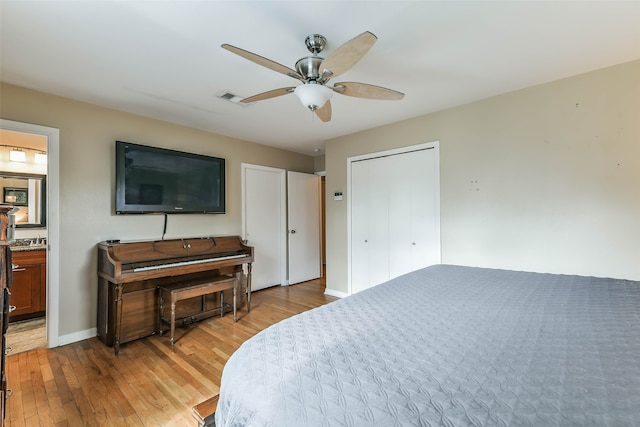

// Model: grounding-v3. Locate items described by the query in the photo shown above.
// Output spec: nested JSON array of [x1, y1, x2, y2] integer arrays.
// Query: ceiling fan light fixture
[[294, 83, 333, 111], [223, 31, 401, 122]]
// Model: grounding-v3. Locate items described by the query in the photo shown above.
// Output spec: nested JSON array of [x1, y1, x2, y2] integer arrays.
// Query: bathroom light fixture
[[1, 145, 48, 164], [35, 152, 48, 165], [294, 83, 333, 111], [9, 149, 26, 162]]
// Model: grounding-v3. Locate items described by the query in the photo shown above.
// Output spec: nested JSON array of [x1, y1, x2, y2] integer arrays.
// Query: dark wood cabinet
[[1, 204, 15, 426], [8, 249, 46, 321]]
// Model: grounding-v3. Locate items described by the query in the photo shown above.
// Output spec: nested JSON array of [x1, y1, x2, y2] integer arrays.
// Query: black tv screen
[[115, 141, 225, 214]]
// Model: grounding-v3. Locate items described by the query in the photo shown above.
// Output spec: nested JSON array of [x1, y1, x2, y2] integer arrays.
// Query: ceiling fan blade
[[320, 31, 377, 79], [332, 82, 404, 100], [222, 44, 303, 81], [240, 87, 295, 103], [315, 100, 332, 122]]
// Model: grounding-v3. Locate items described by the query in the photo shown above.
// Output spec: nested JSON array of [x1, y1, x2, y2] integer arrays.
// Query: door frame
[[0, 118, 60, 348], [241, 163, 288, 288], [347, 141, 440, 295]]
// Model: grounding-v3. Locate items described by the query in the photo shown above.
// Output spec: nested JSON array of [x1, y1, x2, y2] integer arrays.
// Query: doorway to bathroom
[[0, 119, 60, 352]]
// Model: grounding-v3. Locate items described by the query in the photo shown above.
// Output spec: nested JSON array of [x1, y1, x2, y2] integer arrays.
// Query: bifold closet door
[[351, 147, 439, 294]]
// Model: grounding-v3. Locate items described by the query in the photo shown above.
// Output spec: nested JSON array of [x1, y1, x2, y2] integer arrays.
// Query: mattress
[[215, 264, 640, 426]]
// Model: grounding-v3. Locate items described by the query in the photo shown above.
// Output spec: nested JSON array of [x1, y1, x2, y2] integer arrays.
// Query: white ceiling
[[1, 1, 639, 156]]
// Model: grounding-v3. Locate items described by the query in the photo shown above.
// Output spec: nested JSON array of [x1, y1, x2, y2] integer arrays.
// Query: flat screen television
[[115, 141, 225, 214]]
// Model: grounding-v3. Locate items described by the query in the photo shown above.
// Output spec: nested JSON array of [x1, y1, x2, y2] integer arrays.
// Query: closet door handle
[[9, 305, 17, 313], [12, 268, 25, 272]]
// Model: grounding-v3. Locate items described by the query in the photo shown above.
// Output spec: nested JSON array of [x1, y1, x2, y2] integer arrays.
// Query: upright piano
[[97, 235, 253, 354]]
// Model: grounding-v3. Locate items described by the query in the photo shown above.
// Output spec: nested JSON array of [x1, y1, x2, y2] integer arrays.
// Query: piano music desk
[[159, 275, 238, 345]]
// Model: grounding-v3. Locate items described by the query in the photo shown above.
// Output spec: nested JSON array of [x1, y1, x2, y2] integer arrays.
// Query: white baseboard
[[324, 288, 348, 298], [57, 327, 97, 347]]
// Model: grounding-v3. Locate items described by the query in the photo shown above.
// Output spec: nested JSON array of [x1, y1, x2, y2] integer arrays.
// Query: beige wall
[[325, 60, 640, 293], [0, 83, 315, 338], [2, 59, 638, 337], [313, 155, 325, 172]]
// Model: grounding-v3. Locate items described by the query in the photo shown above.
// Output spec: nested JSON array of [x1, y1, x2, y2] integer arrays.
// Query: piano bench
[[158, 275, 238, 345]]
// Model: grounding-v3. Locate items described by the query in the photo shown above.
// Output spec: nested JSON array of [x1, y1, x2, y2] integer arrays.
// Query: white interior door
[[287, 171, 321, 285], [242, 164, 286, 291]]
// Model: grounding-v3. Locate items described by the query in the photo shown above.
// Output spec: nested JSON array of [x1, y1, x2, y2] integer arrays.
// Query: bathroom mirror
[[0, 172, 46, 228]]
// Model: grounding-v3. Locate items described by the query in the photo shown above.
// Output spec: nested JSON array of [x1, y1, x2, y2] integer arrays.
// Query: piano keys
[[97, 235, 253, 354]]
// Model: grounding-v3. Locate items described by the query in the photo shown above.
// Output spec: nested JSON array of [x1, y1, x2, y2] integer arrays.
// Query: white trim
[[241, 163, 288, 288], [347, 142, 438, 163], [58, 328, 96, 346], [0, 119, 60, 348], [324, 288, 348, 299], [346, 141, 441, 296]]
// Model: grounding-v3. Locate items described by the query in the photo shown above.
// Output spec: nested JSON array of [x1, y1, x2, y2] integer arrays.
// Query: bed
[[215, 264, 640, 426]]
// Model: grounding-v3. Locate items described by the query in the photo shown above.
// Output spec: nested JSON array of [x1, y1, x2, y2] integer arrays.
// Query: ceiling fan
[[221, 31, 404, 122]]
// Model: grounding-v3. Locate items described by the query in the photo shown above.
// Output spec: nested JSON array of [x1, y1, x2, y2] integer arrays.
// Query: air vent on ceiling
[[216, 91, 245, 104]]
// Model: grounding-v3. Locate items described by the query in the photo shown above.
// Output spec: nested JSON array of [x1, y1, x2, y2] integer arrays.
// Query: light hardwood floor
[[5, 278, 336, 426], [6, 318, 47, 355]]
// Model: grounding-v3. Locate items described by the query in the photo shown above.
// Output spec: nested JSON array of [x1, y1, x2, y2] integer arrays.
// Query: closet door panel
[[410, 148, 440, 270], [351, 160, 371, 294], [388, 152, 413, 279], [367, 156, 390, 288]]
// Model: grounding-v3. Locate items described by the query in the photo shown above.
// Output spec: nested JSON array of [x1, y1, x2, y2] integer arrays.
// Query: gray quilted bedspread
[[215, 264, 640, 426]]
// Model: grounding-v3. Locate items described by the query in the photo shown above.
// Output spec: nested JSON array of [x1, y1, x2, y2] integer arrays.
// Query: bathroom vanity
[[8, 241, 46, 321]]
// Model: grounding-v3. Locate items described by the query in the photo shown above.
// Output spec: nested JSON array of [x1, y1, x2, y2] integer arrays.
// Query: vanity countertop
[[10, 238, 47, 252]]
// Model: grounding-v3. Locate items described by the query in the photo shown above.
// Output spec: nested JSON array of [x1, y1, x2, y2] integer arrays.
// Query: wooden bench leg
[[219, 291, 224, 318], [233, 283, 237, 322], [159, 292, 164, 336], [170, 300, 176, 345]]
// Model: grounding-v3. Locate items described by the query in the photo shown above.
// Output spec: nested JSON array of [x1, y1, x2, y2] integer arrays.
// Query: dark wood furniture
[[0, 204, 16, 426], [193, 395, 218, 427], [97, 235, 253, 355], [8, 249, 46, 321], [159, 275, 238, 345]]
